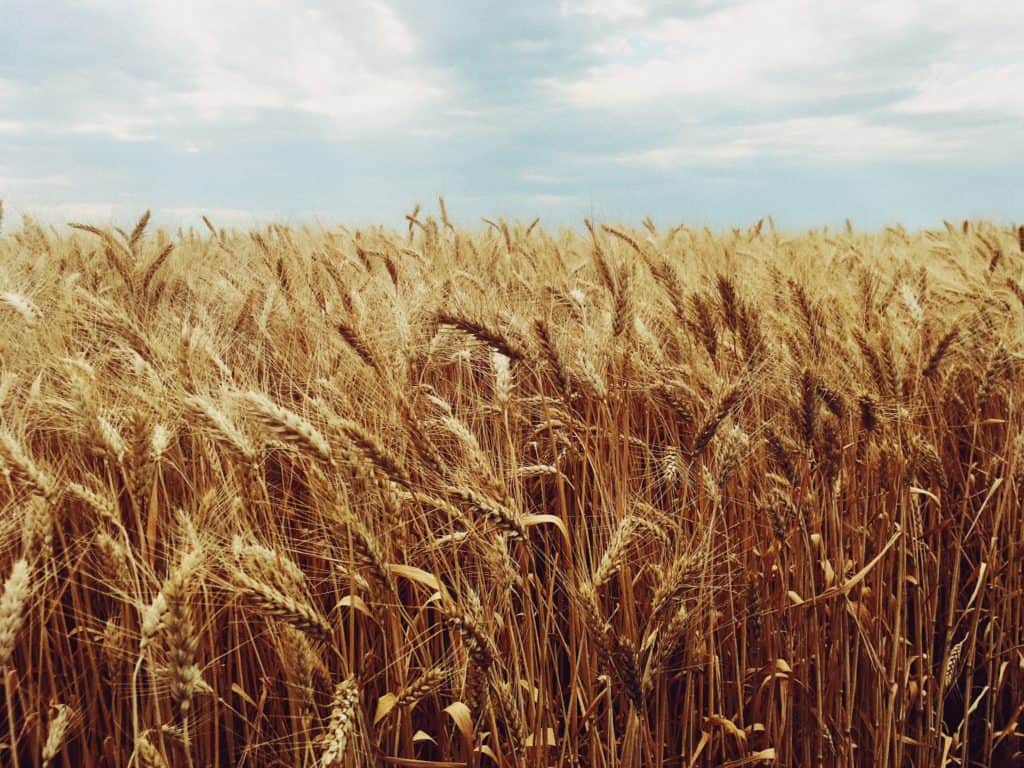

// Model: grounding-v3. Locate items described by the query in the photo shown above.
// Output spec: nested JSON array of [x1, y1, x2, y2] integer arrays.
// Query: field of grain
[[0, 208, 1022, 767]]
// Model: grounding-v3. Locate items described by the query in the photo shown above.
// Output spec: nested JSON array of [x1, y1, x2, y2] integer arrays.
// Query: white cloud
[[365, 1, 418, 56], [138, 0, 444, 123], [4, 1, 447, 143], [408, 127, 449, 138], [619, 115, 966, 168], [10, 202, 127, 225], [0, 121, 26, 136], [158, 207, 279, 228], [546, 0, 1024, 168], [520, 193, 584, 206], [560, 0, 649, 21], [0, 170, 74, 194], [897, 63, 1024, 118], [69, 115, 159, 142], [520, 171, 566, 184], [552, 0, 1024, 120], [13, 203, 278, 229], [0, 80, 27, 135], [552, 1, 903, 109]]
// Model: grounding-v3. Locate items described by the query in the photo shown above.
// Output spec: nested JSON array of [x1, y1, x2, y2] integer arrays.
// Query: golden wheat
[[0, 212, 1021, 766]]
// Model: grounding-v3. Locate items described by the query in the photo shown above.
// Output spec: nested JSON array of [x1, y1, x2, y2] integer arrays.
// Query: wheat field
[[0, 206, 1022, 767]]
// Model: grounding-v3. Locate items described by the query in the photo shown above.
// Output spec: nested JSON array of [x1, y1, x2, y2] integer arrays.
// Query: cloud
[[0, 78, 17, 102], [618, 115, 965, 168], [543, 0, 1024, 173], [548, 0, 1024, 121], [6, 202, 130, 226], [158, 207, 281, 228], [2, 0, 448, 143], [560, 0, 649, 21], [550, 1, 925, 110], [144, 0, 444, 121], [520, 171, 567, 184], [69, 115, 160, 142], [13, 203, 278, 229], [520, 193, 584, 206], [0, 169, 74, 195], [897, 63, 1024, 118]]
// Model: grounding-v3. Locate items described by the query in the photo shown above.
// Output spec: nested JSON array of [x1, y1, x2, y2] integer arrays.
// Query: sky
[[1, 0, 1023, 230]]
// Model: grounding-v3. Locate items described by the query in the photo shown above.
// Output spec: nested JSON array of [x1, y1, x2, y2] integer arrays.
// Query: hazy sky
[[2, 0, 1022, 229]]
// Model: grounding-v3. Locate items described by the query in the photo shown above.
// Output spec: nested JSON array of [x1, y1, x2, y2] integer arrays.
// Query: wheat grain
[[320, 674, 361, 766], [241, 391, 332, 462], [0, 559, 31, 667], [232, 569, 333, 643], [0, 430, 56, 499], [134, 732, 169, 768], [41, 702, 73, 766]]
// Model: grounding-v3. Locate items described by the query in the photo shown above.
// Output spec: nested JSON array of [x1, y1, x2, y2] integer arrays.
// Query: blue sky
[[2, 0, 1022, 230]]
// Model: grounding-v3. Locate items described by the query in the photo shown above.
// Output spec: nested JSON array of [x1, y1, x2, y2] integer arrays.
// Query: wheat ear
[[320, 674, 361, 766]]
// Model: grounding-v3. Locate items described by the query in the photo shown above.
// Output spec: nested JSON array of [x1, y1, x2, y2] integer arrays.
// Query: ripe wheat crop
[[0, 207, 1022, 766]]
